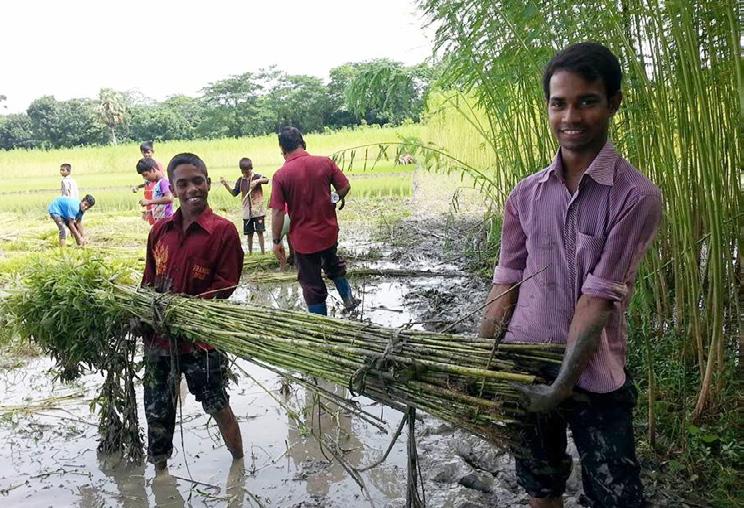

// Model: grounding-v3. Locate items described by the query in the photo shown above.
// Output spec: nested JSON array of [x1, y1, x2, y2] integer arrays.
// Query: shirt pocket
[[575, 231, 606, 280], [187, 256, 215, 296]]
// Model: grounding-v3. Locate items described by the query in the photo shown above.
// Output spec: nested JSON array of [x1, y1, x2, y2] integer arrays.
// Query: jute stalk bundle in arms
[[2, 253, 563, 458]]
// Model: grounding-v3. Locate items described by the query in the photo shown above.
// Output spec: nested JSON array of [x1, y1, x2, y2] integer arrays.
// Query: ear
[[609, 91, 622, 115]]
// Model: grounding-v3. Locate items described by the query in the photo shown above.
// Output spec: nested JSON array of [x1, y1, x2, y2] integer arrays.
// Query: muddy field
[[0, 172, 693, 507]]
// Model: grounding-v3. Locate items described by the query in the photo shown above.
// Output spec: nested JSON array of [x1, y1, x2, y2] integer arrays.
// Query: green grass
[[0, 125, 419, 216]]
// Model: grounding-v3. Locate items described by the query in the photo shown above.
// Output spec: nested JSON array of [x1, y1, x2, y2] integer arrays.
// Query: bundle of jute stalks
[[2, 253, 563, 456]]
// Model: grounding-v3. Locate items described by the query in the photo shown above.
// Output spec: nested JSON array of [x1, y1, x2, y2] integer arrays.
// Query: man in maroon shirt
[[141, 152, 244, 472], [269, 127, 359, 315]]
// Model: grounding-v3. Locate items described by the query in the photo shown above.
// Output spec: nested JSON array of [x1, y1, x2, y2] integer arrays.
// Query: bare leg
[[256, 232, 265, 254], [529, 497, 563, 508], [246, 234, 253, 255], [214, 405, 243, 459]]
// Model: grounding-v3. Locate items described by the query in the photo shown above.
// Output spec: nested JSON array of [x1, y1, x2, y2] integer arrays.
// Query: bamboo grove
[[417, 0, 742, 421]]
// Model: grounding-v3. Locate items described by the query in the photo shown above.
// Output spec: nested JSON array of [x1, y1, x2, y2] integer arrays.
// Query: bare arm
[[142, 194, 173, 206], [516, 294, 612, 412], [66, 219, 85, 246], [478, 283, 518, 339], [271, 207, 287, 266], [220, 177, 239, 196], [335, 183, 351, 199]]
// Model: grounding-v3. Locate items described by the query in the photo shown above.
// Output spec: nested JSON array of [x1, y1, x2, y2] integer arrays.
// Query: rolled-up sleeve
[[581, 192, 662, 301], [492, 187, 527, 285]]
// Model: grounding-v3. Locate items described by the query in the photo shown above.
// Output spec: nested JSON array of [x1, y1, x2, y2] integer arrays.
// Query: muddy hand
[[512, 383, 567, 413]]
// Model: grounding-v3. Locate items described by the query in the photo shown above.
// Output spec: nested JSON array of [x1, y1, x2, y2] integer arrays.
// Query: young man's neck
[[559, 137, 607, 189]]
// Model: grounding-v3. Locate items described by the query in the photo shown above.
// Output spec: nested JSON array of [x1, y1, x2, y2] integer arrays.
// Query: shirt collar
[[284, 149, 309, 163], [538, 141, 618, 186], [170, 207, 216, 234]]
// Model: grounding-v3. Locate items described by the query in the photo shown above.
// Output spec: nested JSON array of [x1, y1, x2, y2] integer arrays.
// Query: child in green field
[[47, 194, 95, 247], [136, 158, 174, 224], [131, 141, 166, 223], [59, 163, 79, 199], [219, 158, 269, 254]]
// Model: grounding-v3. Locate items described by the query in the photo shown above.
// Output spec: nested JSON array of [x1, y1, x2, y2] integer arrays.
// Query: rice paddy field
[[0, 125, 421, 217]]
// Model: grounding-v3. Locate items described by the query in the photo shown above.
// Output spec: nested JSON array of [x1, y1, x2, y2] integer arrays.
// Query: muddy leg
[[214, 405, 244, 460]]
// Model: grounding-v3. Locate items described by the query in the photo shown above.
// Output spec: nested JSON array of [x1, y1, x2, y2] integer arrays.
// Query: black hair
[[140, 141, 154, 153], [60, 163, 72, 171], [278, 126, 306, 153], [136, 157, 158, 174], [167, 153, 208, 183], [82, 194, 95, 207], [239, 158, 253, 171], [542, 42, 622, 101]]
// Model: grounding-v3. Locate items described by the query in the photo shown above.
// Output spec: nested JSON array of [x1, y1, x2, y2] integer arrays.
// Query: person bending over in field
[[219, 157, 269, 254], [59, 163, 79, 199], [136, 158, 174, 223], [141, 152, 243, 473], [48, 194, 95, 247], [479, 42, 662, 508], [270, 127, 359, 315], [131, 141, 166, 224]]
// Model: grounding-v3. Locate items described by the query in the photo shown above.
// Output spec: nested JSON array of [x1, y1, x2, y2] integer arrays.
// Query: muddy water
[[1, 269, 485, 507]]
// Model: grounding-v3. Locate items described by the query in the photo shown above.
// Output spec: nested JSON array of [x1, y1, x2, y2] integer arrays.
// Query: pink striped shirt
[[493, 142, 662, 393]]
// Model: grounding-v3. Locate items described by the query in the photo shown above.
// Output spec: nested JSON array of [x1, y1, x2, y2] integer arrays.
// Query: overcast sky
[[0, 0, 433, 114]]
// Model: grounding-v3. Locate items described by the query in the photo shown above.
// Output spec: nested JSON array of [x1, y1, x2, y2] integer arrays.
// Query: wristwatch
[[272, 238, 282, 245]]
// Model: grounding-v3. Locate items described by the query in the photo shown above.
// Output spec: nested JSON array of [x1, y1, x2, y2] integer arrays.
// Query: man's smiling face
[[547, 70, 620, 155], [172, 163, 210, 217]]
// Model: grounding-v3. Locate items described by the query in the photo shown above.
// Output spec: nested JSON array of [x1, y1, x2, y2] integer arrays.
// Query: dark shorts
[[143, 349, 230, 464], [294, 244, 347, 305], [514, 377, 644, 507], [49, 213, 67, 239], [243, 216, 265, 235]]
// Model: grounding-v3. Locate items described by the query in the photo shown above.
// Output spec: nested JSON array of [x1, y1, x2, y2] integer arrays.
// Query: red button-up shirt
[[142, 207, 244, 353], [269, 150, 350, 254], [493, 142, 662, 393]]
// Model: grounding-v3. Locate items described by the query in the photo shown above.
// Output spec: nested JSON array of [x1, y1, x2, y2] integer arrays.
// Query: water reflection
[[285, 381, 364, 498]]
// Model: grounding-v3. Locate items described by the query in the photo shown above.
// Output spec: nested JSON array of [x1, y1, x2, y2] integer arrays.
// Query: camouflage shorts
[[514, 377, 645, 507], [143, 349, 230, 464]]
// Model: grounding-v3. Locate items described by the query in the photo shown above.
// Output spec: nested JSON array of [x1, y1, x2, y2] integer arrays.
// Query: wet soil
[[0, 171, 698, 507]]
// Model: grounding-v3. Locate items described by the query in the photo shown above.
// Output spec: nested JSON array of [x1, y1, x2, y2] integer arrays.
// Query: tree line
[[0, 59, 432, 150]]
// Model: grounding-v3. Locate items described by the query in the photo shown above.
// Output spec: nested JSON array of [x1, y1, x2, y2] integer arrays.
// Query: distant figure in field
[[48, 194, 95, 247], [270, 126, 359, 315], [397, 153, 416, 165], [131, 141, 166, 224], [59, 163, 79, 200], [219, 158, 269, 254], [136, 158, 174, 224]]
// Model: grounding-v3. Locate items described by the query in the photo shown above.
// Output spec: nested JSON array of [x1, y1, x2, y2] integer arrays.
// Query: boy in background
[[136, 158, 174, 223], [48, 194, 95, 247], [219, 158, 269, 254], [59, 163, 79, 199], [131, 141, 166, 223]]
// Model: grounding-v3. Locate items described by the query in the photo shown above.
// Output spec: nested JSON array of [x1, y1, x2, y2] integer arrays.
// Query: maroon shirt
[[142, 207, 244, 353], [269, 150, 350, 254], [493, 142, 662, 393]]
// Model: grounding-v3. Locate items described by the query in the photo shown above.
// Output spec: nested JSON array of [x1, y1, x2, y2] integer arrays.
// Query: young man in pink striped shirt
[[480, 43, 662, 508]]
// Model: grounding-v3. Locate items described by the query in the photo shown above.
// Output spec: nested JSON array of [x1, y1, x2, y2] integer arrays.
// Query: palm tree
[[98, 88, 126, 145]]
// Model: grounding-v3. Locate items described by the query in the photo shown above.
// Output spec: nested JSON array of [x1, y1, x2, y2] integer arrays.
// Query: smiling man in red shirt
[[141, 152, 244, 472], [270, 127, 359, 315]]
